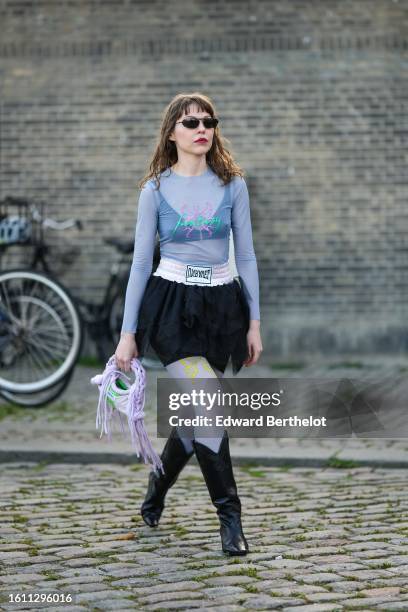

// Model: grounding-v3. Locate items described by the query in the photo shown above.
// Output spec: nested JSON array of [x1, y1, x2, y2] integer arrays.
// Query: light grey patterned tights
[[165, 356, 226, 454]]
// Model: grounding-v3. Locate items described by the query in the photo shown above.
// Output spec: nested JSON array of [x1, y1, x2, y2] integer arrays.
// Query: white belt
[[153, 257, 234, 286]]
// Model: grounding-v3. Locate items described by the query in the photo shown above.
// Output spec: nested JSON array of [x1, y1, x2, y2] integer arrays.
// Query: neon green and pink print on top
[[121, 166, 260, 334]]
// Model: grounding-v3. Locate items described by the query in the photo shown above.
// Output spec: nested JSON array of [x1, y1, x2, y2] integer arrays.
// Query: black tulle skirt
[[134, 274, 250, 375]]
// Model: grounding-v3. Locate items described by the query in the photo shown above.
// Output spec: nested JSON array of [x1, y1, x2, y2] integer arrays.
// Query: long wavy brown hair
[[138, 92, 244, 190]]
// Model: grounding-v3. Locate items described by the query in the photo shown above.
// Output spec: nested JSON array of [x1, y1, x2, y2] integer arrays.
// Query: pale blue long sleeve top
[[121, 166, 260, 333]]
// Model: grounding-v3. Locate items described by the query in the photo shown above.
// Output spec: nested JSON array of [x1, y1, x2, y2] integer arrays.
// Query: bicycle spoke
[[24, 333, 69, 363], [23, 336, 55, 370], [32, 300, 75, 332], [24, 341, 51, 381], [18, 282, 30, 327], [0, 283, 20, 326], [30, 328, 71, 350]]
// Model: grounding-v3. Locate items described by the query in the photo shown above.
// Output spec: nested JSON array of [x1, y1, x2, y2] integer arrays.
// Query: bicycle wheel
[[0, 367, 74, 407], [0, 269, 83, 393]]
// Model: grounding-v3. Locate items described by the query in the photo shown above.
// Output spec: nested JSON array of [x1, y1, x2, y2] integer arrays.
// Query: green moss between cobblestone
[[130, 516, 141, 522], [191, 571, 220, 582], [90, 550, 120, 560], [183, 475, 203, 482], [243, 584, 258, 593], [292, 591, 310, 598], [187, 562, 206, 570], [310, 582, 334, 590], [294, 534, 307, 541], [325, 456, 360, 468], [16, 487, 33, 495], [240, 467, 266, 478], [42, 570, 64, 581], [12, 514, 28, 523], [12, 524, 28, 533], [30, 460, 53, 471], [22, 478, 43, 487], [127, 493, 142, 502], [101, 578, 127, 591], [129, 463, 143, 471], [63, 504, 76, 512], [171, 525, 189, 536], [226, 567, 259, 578], [368, 561, 393, 568]]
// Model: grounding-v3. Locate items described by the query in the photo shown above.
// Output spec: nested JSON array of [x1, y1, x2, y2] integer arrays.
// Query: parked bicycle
[[0, 197, 83, 405], [0, 196, 161, 407], [75, 236, 161, 368]]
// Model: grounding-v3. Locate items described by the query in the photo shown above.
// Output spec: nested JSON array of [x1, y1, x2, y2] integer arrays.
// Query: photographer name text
[[168, 415, 327, 427]]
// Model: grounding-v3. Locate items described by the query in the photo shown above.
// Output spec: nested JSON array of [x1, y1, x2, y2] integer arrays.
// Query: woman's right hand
[[115, 333, 139, 373]]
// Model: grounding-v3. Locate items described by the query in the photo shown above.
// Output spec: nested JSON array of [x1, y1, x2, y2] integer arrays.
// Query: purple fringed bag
[[90, 355, 164, 474]]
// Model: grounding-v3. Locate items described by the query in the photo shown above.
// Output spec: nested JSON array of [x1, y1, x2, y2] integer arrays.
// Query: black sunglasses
[[175, 117, 219, 129]]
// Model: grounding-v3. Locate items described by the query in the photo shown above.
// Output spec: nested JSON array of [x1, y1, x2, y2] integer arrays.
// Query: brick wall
[[1, 1, 407, 359]]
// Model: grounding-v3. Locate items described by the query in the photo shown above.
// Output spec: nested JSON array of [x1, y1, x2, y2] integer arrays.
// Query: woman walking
[[115, 92, 262, 556]]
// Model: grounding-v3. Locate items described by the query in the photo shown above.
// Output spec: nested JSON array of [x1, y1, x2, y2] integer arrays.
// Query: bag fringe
[[91, 355, 164, 474]]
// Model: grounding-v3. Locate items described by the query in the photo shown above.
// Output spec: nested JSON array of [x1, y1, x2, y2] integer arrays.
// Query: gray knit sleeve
[[231, 177, 260, 321], [120, 182, 158, 334]]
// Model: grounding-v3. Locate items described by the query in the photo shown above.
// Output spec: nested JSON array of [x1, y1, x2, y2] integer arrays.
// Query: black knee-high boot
[[192, 431, 249, 556], [141, 428, 194, 527]]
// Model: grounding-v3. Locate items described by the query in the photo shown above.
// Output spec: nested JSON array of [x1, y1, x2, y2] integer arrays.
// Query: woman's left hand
[[244, 320, 263, 367]]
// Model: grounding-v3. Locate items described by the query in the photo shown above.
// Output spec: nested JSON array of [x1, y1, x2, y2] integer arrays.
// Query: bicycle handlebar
[[1, 196, 83, 231], [31, 206, 83, 231], [2, 196, 29, 207]]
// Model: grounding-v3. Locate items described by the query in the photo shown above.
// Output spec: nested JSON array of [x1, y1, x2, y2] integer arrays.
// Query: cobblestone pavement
[[1, 357, 408, 466], [1, 461, 408, 611]]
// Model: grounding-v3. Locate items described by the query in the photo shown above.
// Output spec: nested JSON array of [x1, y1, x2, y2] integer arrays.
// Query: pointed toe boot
[[192, 431, 249, 556], [141, 428, 194, 527]]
